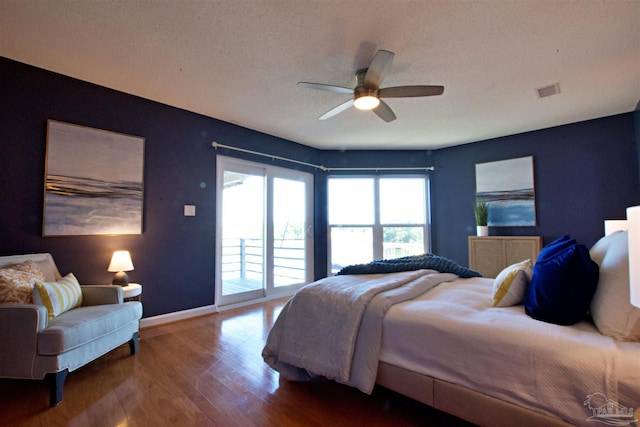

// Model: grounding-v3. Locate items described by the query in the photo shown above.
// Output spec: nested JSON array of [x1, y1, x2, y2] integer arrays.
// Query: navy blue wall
[[2, 57, 639, 317], [430, 114, 640, 264], [0, 57, 319, 317]]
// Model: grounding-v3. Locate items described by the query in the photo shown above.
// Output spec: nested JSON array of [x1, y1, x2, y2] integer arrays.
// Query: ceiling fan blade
[[373, 100, 396, 122], [380, 85, 445, 98], [364, 50, 394, 89], [319, 99, 354, 120], [298, 82, 353, 94]]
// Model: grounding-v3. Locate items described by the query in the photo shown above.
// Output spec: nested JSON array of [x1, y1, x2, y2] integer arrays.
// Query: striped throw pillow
[[33, 273, 83, 319], [492, 259, 533, 307]]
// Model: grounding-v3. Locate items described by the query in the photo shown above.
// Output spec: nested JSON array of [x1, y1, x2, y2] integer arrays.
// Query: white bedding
[[263, 269, 457, 393], [380, 277, 640, 426]]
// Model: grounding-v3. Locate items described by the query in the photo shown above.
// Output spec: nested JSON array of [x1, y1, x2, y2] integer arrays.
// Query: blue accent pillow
[[537, 234, 575, 260], [524, 235, 599, 325]]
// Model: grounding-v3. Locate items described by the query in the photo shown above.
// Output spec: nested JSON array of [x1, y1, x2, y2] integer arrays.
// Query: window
[[328, 175, 430, 274]]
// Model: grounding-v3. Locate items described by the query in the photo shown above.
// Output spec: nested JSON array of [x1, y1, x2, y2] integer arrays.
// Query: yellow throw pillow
[[492, 259, 533, 307], [33, 273, 83, 319], [0, 260, 46, 304]]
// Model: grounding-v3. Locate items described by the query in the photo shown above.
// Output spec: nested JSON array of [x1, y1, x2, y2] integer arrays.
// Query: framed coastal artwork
[[475, 156, 536, 226], [43, 120, 145, 236]]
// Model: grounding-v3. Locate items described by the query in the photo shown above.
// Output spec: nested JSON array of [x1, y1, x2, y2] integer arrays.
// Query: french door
[[215, 156, 313, 306]]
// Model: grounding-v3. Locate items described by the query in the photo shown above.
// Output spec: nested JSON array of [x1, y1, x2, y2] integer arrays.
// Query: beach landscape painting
[[475, 156, 536, 226], [43, 120, 144, 236]]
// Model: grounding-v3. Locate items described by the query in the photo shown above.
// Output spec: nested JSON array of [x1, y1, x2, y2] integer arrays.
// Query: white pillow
[[492, 259, 533, 307], [589, 231, 640, 341], [33, 273, 83, 319]]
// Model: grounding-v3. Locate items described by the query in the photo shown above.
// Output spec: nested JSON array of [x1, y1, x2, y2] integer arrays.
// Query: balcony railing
[[221, 238, 306, 294]]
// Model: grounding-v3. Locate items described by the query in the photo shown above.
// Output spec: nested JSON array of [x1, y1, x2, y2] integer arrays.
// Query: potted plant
[[474, 200, 489, 236]]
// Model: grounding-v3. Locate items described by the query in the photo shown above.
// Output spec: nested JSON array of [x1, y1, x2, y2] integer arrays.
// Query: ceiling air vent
[[536, 83, 560, 98]]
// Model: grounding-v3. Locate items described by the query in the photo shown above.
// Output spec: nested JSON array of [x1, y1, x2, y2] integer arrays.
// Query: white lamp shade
[[108, 250, 134, 272], [626, 207, 640, 308], [604, 220, 627, 236]]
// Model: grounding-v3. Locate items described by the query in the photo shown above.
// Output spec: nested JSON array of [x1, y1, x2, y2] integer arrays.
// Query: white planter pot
[[476, 226, 489, 236]]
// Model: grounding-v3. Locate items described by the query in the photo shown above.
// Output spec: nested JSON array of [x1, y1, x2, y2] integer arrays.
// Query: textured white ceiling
[[1, 0, 639, 150]]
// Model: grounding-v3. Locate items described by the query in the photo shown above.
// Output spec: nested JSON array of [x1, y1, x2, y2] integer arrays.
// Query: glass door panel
[[273, 177, 306, 288], [216, 156, 314, 307], [220, 170, 265, 301]]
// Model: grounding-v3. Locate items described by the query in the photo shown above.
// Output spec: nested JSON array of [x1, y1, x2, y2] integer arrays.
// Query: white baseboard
[[140, 304, 217, 328], [139, 293, 291, 328], [215, 293, 290, 312]]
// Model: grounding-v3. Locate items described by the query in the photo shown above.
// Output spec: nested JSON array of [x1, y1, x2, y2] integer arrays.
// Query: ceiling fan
[[298, 50, 444, 123]]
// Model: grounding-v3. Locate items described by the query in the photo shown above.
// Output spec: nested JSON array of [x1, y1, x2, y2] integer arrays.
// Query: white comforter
[[380, 277, 640, 426], [262, 269, 457, 393], [263, 272, 640, 426]]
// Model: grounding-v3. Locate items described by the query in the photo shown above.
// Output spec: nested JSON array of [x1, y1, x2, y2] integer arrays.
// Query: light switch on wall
[[184, 205, 196, 216]]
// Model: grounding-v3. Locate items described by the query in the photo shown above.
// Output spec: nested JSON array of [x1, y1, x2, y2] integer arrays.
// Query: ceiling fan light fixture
[[354, 89, 380, 110], [299, 50, 444, 122]]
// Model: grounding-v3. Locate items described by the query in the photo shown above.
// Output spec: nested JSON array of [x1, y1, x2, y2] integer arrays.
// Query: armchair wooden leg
[[46, 369, 68, 407], [129, 332, 139, 355]]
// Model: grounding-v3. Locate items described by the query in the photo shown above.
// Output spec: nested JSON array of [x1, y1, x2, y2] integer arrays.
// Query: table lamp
[[108, 250, 134, 286]]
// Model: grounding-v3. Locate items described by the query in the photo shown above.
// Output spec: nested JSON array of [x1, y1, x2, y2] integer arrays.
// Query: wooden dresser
[[468, 236, 542, 278]]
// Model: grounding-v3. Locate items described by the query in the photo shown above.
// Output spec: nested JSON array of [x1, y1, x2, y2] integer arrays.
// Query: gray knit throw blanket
[[337, 253, 482, 278]]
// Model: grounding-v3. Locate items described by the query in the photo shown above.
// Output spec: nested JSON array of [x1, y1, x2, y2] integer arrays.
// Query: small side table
[[122, 283, 142, 302]]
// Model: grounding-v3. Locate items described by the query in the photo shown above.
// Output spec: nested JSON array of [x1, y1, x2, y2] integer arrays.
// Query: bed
[[263, 232, 640, 427]]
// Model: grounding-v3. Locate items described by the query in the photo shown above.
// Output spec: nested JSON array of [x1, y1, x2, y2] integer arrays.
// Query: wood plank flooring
[[0, 298, 475, 426]]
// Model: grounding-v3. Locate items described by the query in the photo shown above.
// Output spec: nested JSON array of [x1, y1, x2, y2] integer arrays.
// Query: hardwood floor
[[0, 298, 475, 426]]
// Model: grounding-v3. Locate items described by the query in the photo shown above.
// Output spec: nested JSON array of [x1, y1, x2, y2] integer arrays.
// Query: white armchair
[[0, 253, 142, 406]]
